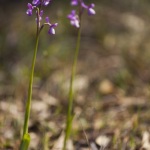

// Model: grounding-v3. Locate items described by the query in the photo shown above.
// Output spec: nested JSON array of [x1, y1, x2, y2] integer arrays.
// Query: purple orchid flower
[[68, 10, 80, 28], [81, 2, 96, 15], [45, 17, 58, 35], [26, 3, 35, 16], [87, 3, 96, 15]]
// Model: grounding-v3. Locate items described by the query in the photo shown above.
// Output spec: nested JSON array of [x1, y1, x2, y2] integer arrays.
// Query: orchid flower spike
[[68, 0, 96, 28], [26, 0, 58, 35]]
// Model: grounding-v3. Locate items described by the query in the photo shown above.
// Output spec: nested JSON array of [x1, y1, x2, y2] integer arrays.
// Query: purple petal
[[67, 14, 74, 20], [43, 0, 51, 6], [67, 10, 76, 20], [27, 3, 33, 9], [32, 0, 40, 6], [71, 20, 80, 28], [90, 3, 95, 8], [51, 23, 58, 28], [48, 27, 55, 35], [88, 3, 96, 15], [88, 8, 96, 15], [45, 17, 50, 23], [26, 9, 32, 16], [71, 0, 78, 6], [71, 10, 76, 15], [81, 2, 88, 9]]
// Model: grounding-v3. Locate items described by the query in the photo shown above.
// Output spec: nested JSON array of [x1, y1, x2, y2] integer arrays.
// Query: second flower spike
[[68, 0, 96, 28]]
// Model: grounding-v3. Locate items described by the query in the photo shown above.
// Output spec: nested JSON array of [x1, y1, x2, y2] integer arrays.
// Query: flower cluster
[[26, 0, 58, 35], [68, 10, 80, 28], [68, 0, 96, 28]]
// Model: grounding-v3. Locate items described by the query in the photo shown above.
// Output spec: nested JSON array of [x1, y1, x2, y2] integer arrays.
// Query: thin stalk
[[63, 26, 81, 150], [23, 32, 40, 135], [20, 27, 40, 149], [22, 7, 40, 137]]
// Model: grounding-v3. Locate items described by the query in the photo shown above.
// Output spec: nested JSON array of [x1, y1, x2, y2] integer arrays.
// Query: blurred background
[[1, 0, 150, 149]]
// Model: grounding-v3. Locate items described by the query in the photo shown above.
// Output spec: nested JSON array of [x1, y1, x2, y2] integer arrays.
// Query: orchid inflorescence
[[68, 0, 96, 28], [26, 0, 58, 35]]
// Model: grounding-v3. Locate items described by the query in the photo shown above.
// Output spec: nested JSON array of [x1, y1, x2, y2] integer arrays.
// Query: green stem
[[22, 6, 40, 137], [23, 33, 40, 135], [20, 8, 41, 150], [20, 29, 40, 150], [63, 26, 81, 150]]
